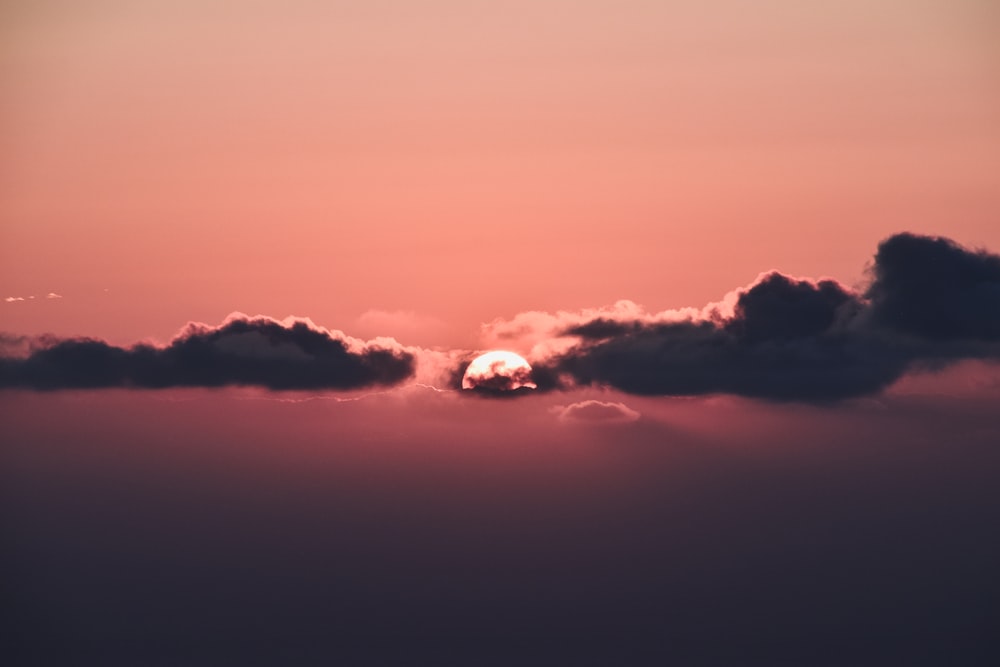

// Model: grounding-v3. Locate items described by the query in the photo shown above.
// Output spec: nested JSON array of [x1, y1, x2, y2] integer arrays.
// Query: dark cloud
[[566, 318, 644, 340], [725, 272, 861, 341], [867, 232, 1000, 341], [548, 233, 1000, 401], [0, 315, 415, 391], [553, 317, 909, 401], [6, 233, 1000, 401]]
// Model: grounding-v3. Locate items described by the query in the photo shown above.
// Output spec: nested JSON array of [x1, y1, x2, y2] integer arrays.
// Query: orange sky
[[2, 0, 999, 347]]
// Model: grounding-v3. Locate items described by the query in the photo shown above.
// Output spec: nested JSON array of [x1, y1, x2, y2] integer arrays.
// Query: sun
[[462, 351, 537, 392]]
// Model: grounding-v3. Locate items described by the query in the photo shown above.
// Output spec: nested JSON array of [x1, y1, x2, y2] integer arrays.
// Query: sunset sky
[[2, 1, 1000, 665], [3, 0, 999, 345]]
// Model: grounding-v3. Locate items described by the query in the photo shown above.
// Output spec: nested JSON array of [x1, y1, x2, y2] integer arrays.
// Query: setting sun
[[462, 350, 536, 391]]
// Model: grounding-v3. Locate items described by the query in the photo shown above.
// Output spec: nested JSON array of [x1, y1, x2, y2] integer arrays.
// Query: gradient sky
[[3, 0, 999, 346], [3, 2, 1000, 665]]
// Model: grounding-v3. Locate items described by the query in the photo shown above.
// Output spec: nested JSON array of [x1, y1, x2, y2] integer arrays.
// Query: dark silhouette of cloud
[[867, 233, 1000, 341], [552, 316, 909, 401], [566, 318, 644, 340], [5, 233, 999, 400], [545, 233, 1000, 401], [0, 315, 415, 391], [725, 272, 861, 342]]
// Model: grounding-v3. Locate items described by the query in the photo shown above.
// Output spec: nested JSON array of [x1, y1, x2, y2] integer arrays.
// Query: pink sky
[[3, 0, 999, 347], [4, 4, 1000, 664]]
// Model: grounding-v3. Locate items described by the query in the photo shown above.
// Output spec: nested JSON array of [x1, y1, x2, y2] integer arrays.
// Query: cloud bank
[[0, 314, 415, 391], [530, 233, 1000, 400], [3, 233, 999, 400]]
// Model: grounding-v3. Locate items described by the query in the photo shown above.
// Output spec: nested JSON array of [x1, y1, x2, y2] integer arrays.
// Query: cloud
[[554, 400, 640, 424], [531, 233, 1000, 401], [5, 233, 1000, 401], [866, 232, 1000, 340], [5, 293, 63, 302], [479, 300, 705, 360], [0, 314, 415, 391]]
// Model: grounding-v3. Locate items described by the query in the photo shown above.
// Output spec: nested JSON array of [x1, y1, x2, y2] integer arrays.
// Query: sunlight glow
[[462, 351, 537, 391]]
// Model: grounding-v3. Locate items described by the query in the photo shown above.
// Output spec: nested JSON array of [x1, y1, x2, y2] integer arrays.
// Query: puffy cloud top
[[867, 233, 1000, 341]]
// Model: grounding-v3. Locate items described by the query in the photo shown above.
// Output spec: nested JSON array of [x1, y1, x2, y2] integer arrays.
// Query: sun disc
[[462, 350, 537, 391]]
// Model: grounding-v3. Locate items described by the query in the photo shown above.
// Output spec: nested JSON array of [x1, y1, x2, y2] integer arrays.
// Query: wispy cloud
[[553, 400, 641, 424], [5, 293, 64, 302]]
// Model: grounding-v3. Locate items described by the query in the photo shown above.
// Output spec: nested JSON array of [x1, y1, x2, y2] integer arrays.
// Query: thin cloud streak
[[553, 399, 641, 424]]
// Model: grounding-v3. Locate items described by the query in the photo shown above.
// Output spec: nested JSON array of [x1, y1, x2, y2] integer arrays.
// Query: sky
[[3, 0, 999, 345], [2, 1, 1000, 665]]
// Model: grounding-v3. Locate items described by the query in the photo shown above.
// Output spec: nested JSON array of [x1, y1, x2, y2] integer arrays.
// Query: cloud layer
[[3, 233, 999, 400], [535, 233, 1000, 400], [0, 315, 415, 391]]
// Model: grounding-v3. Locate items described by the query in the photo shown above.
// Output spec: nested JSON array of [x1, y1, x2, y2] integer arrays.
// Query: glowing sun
[[462, 351, 537, 392]]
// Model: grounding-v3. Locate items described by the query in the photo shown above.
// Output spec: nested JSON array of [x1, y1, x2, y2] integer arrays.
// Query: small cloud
[[554, 400, 641, 424], [5, 294, 64, 303]]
